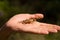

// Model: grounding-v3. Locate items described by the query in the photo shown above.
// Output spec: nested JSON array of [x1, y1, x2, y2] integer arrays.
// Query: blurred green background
[[0, 0, 60, 40]]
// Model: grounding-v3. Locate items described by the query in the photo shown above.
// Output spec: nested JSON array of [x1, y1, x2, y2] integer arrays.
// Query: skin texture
[[6, 13, 60, 34]]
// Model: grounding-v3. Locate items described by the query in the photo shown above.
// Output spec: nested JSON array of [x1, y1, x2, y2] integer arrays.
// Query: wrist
[[0, 23, 13, 40]]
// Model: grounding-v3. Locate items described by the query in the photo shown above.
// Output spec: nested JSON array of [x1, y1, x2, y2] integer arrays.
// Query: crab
[[20, 18, 36, 24]]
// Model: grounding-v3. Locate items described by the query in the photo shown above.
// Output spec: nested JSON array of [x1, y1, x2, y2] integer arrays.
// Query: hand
[[6, 13, 60, 34]]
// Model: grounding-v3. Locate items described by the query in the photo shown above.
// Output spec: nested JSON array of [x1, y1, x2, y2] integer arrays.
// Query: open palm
[[6, 13, 60, 34]]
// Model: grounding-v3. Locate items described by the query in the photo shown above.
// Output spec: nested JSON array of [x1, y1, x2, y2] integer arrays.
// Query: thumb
[[31, 13, 44, 19]]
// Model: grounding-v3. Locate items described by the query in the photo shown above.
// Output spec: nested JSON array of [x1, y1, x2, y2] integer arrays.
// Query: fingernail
[[45, 31, 49, 34], [54, 30, 58, 33]]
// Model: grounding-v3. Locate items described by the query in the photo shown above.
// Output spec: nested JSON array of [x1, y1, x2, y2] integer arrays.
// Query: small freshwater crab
[[20, 18, 36, 24]]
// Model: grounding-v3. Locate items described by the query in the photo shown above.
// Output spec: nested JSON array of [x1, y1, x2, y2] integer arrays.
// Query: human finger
[[53, 25, 60, 31], [31, 13, 44, 19]]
